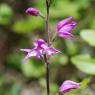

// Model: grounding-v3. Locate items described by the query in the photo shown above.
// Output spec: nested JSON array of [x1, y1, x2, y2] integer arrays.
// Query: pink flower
[[59, 80, 80, 93], [57, 17, 77, 38], [20, 39, 60, 63], [25, 7, 40, 16]]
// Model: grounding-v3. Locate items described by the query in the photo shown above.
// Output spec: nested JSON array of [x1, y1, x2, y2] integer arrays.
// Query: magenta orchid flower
[[26, 7, 40, 16], [59, 80, 80, 93], [20, 39, 60, 63], [57, 17, 77, 38]]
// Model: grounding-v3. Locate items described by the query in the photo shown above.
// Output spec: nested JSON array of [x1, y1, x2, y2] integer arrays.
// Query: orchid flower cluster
[[20, 3, 80, 95]]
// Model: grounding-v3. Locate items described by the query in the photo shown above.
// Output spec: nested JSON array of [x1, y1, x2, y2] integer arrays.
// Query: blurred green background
[[0, 0, 95, 95]]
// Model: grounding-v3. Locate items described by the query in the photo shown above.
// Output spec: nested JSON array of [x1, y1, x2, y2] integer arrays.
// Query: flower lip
[[59, 80, 80, 93], [25, 7, 40, 16]]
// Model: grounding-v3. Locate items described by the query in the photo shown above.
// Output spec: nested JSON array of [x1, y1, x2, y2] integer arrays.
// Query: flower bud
[[57, 17, 77, 38], [25, 7, 40, 16], [59, 80, 80, 93]]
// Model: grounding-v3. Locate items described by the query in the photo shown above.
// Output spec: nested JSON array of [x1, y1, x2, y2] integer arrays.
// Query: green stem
[[45, 0, 50, 45], [46, 62, 50, 95], [45, 0, 51, 95]]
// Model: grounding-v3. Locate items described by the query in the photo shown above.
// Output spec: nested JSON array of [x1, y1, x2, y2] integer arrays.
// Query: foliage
[[71, 54, 95, 75], [80, 30, 95, 46], [0, 3, 13, 24]]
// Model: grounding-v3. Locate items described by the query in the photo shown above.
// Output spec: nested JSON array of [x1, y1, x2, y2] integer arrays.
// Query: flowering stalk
[[46, 61, 50, 95], [45, 0, 51, 95], [45, 0, 50, 45]]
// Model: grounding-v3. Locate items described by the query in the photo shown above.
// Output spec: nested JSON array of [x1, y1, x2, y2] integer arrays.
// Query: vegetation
[[0, 0, 95, 95]]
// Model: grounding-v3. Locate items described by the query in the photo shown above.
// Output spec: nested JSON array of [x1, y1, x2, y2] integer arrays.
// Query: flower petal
[[57, 17, 73, 31], [59, 31, 74, 38], [34, 39, 46, 48], [59, 21, 77, 32], [22, 50, 39, 63], [47, 47, 61, 57], [20, 49, 31, 52]]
